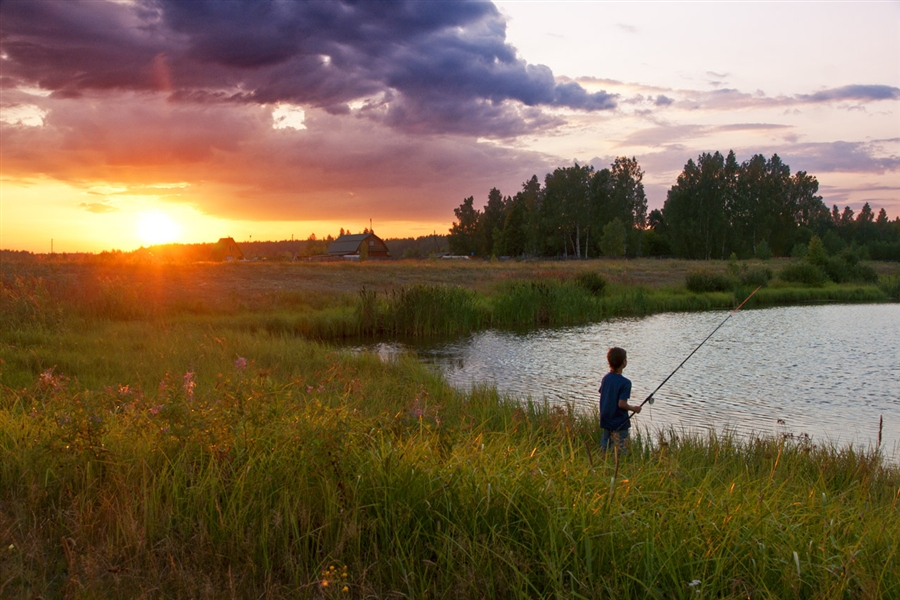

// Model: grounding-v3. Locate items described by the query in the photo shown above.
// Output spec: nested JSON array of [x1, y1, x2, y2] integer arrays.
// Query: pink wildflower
[[183, 371, 195, 400], [235, 356, 248, 370]]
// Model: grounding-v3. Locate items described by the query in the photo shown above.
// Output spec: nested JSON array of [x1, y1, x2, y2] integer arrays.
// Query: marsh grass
[[879, 274, 900, 300], [2, 312, 899, 599]]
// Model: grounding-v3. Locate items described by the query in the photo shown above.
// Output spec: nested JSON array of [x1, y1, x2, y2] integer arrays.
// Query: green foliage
[[740, 266, 772, 288], [806, 235, 828, 267], [660, 151, 835, 259], [822, 230, 846, 255], [491, 279, 598, 326], [878, 275, 900, 300], [685, 269, 739, 293], [754, 239, 773, 260], [726, 257, 771, 288], [599, 218, 626, 257], [2, 320, 898, 599], [642, 228, 671, 257], [574, 271, 607, 296], [869, 240, 900, 261], [778, 262, 828, 287], [791, 242, 808, 258], [357, 284, 483, 337]]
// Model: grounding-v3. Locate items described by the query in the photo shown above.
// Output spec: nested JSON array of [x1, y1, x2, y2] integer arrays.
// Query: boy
[[599, 347, 641, 452]]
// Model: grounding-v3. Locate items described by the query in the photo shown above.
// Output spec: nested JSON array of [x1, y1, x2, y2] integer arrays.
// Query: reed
[[490, 279, 599, 327], [879, 274, 900, 300], [355, 284, 485, 337]]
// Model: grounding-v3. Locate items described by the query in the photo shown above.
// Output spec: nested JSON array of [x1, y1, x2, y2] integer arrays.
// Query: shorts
[[600, 427, 629, 452]]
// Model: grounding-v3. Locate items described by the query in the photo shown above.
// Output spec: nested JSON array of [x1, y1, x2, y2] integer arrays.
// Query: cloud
[[80, 202, 118, 214], [0, 0, 617, 138], [618, 122, 792, 149], [0, 92, 561, 222], [797, 85, 900, 103], [782, 141, 900, 175]]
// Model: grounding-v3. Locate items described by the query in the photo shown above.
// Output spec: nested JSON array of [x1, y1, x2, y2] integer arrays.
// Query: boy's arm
[[618, 399, 642, 413]]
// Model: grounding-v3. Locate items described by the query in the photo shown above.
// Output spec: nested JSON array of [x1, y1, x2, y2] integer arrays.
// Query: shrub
[[574, 272, 607, 296], [755, 239, 773, 260], [879, 275, 900, 299], [740, 267, 772, 288], [821, 256, 851, 283], [869, 241, 900, 261], [850, 262, 879, 284], [778, 263, 827, 287], [790, 243, 808, 259], [685, 270, 738, 293], [807, 235, 828, 267]]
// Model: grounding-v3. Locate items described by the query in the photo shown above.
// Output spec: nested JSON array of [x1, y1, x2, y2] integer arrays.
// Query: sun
[[136, 211, 182, 245]]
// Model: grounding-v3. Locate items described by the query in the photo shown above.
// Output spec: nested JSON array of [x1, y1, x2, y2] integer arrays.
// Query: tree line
[[448, 152, 900, 261]]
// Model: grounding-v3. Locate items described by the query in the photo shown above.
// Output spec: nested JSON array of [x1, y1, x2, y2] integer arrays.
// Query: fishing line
[[631, 285, 762, 414]]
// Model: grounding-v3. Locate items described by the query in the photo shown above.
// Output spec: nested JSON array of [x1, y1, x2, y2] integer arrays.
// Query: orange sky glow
[[1, 1, 898, 253]]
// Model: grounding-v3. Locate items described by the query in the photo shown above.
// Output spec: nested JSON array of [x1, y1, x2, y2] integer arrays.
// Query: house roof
[[327, 233, 375, 255]]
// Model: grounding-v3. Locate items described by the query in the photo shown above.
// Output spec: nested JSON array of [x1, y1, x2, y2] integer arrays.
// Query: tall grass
[[357, 284, 485, 337], [2, 312, 899, 598], [490, 279, 599, 327], [879, 274, 900, 300]]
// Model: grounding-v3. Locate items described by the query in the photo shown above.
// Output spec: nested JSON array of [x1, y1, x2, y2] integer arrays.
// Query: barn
[[210, 237, 243, 261], [326, 232, 391, 260]]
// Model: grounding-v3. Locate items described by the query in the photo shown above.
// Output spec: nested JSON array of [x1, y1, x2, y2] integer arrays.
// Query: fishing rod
[[633, 285, 762, 412]]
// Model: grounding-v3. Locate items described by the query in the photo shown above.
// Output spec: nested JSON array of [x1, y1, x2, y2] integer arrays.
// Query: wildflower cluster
[[319, 564, 349, 595], [406, 387, 441, 427]]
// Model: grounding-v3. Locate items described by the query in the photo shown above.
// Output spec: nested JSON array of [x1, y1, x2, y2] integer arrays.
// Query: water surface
[[364, 304, 900, 457]]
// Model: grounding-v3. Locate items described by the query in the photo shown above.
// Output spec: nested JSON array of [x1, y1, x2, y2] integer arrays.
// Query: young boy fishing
[[599, 347, 642, 452]]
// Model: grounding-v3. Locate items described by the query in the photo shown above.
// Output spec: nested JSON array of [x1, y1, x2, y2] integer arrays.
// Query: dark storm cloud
[[0, 0, 616, 136]]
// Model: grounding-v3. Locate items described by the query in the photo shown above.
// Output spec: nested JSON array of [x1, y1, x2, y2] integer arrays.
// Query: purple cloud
[[0, 0, 617, 137], [797, 85, 900, 103]]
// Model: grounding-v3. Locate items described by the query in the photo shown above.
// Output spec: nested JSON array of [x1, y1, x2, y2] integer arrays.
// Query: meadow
[[2, 256, 899, 598]]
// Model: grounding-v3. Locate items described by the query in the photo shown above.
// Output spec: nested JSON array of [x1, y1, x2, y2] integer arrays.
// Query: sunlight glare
[[136, 211, 182, 245]]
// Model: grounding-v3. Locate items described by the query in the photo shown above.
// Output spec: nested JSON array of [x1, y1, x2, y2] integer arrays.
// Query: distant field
[[9, 255, 898, 315], [0, 256, 699, 300]]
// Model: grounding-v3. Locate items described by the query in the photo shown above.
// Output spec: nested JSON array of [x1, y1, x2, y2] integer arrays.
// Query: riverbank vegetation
[[2, 315, 898, 598], [3, 256, 899, 597], [3, 248, 899, 340]]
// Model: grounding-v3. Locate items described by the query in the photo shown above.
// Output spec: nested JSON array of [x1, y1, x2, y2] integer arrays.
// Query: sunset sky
[[1, 0, 898, 253]]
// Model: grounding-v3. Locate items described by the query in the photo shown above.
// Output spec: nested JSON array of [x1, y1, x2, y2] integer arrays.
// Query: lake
[[361, 303, 900, 457]]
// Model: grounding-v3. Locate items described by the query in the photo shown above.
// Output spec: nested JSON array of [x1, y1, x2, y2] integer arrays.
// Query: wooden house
[[210, 237, 243, 261], [326, 232, 391, 260]]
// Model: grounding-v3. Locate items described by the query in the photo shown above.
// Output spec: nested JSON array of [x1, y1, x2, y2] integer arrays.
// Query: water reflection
[[361, 304, 900, 457]]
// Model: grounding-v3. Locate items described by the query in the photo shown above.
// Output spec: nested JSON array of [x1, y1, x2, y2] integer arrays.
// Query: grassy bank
[[2, 258, 899, 597], [2, 321, 898, 599], [2, 257, 897, 341]]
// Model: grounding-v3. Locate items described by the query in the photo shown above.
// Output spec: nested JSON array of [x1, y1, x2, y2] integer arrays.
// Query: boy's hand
[[632, 405, 642, 414]]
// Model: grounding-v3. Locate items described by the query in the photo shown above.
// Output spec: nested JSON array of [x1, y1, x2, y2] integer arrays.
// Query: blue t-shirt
[[599, 372, 632, 431]]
